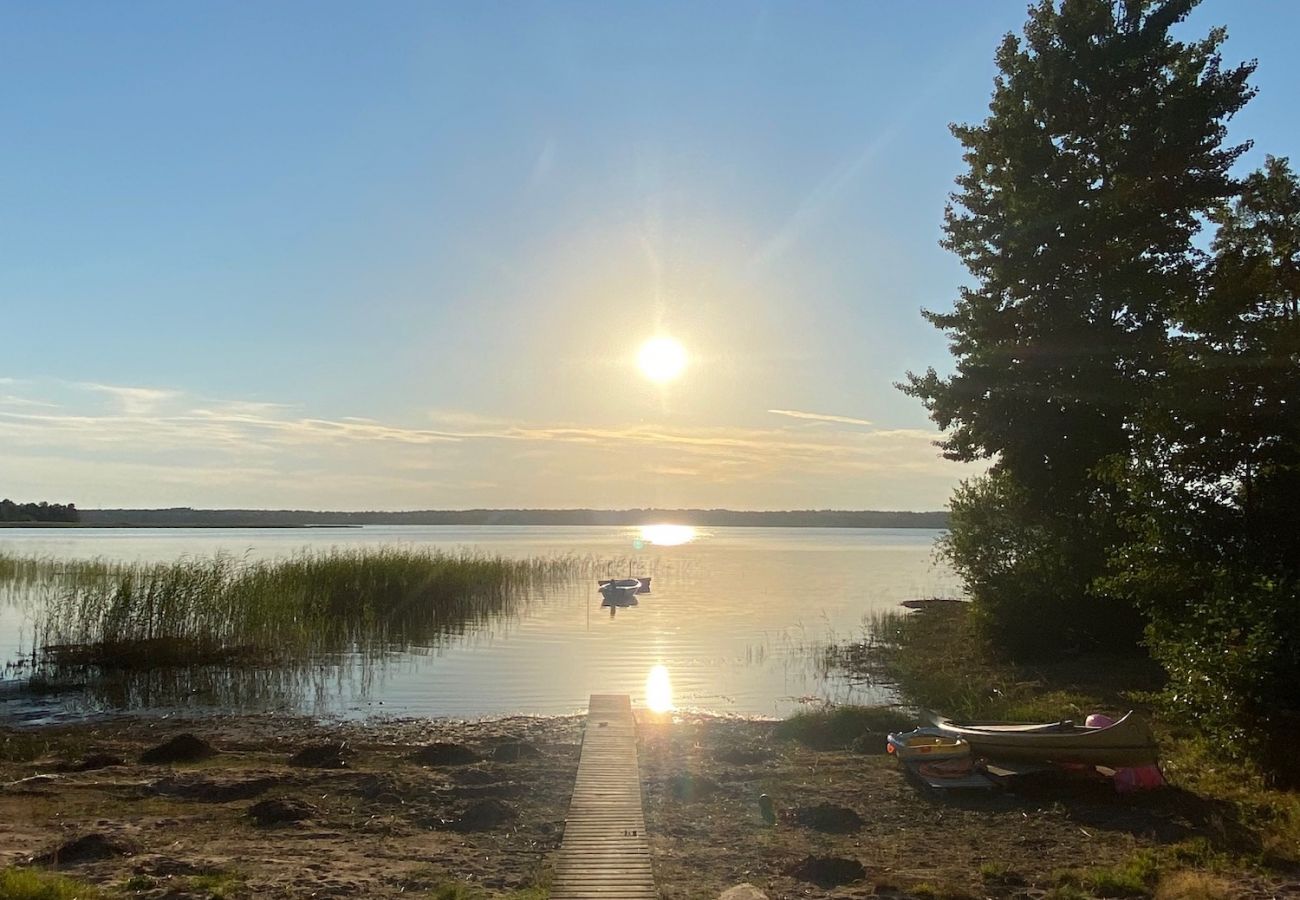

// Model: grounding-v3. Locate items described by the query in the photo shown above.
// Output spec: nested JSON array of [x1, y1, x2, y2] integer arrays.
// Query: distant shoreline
[[8, 508, 949, 530]]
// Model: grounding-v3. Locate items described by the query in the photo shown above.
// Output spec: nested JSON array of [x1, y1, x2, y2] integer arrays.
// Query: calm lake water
[[0, 525, 958, 721]]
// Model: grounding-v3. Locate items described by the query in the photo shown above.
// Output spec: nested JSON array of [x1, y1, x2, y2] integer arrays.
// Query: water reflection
[[645, 664, 673, 712], [637, 524, 696, 547]]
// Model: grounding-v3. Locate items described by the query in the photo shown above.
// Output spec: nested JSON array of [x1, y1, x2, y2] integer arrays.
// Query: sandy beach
[[4, 712, 1290, 899]]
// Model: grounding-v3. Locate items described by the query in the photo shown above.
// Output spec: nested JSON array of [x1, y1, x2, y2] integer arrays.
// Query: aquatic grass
[[4, 548, 595, 671]]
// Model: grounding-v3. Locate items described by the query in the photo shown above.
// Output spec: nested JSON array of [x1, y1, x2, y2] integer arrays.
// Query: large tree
[[903, 0, 1255, 655], [1109, 158, 1300, 780]]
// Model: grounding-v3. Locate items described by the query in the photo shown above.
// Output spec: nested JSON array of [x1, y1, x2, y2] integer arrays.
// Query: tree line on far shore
[[0, 499, 79, 523], [906, 0, 1299, 781]]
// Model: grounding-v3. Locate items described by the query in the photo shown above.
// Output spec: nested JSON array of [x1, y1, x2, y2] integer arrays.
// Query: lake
[[0, 525, 957, 721]]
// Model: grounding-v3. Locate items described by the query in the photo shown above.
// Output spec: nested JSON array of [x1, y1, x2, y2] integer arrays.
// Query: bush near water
[[902, 0, 1300, 782]]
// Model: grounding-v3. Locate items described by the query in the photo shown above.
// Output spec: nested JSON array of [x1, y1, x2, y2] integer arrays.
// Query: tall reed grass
[[0, 548, 591, 669]]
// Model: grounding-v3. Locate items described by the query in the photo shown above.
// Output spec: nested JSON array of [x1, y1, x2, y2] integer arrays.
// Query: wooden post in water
[[550, 694, 656, 900]]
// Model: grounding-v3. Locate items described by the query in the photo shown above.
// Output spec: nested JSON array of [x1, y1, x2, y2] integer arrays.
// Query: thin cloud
[[768, 408, 873, 427], [77, 382, 179, 415]]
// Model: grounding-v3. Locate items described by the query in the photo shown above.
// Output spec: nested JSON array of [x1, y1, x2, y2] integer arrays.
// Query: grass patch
[[0, 867, 102, 900], [773, 705, 913, 749], [1054, 849, 1160, 897], [188, 871, 243, 897]]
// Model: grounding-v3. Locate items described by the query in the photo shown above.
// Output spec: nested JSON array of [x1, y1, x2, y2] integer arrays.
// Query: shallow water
[[0, 525, 958, 721]]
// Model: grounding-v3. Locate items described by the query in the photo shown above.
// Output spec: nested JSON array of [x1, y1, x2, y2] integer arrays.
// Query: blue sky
[[3, 1, 1298, 510]]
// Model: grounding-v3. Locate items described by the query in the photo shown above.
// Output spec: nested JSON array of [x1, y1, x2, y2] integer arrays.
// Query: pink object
[[1085, 713, 1116, 728], [1113, 764, 1166, 793]]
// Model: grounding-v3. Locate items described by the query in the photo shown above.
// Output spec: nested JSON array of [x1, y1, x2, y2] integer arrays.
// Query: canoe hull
[[929, 711, 1158, 767]]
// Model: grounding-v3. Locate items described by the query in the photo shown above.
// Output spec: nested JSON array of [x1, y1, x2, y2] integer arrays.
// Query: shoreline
[[5, 707, 1289, 899]]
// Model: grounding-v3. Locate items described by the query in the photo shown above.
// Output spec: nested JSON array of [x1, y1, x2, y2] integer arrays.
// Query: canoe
[[928, 710, 1158, 767]]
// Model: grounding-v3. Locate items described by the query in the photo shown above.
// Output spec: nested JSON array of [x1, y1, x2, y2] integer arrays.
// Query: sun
[[637, 337, 687, 383]]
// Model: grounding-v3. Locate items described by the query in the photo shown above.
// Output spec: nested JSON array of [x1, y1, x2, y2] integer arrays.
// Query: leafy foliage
[[903, 0, 1256, 657]]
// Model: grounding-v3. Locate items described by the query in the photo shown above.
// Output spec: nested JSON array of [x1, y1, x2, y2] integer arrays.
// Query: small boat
[[928, 710, 1158, 767], [886, 727, 971, 762], [598, 577, 650, 607]]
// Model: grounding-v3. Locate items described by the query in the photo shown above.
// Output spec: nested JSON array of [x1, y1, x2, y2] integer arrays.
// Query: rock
[[785, 855, 866, 888], [491, 741, 540, 762], [31, 833, 140, 866], [139, 734, 217, 764], [289, 742, 352, 769], [782, 803, 865, 834], [58, 752, 127, 772], [719, 884, 768, 900], [450, 798, 516, 831], [409, 742, 480, 766], [667, 773, 721, 801], [247, 797, 318, 826]]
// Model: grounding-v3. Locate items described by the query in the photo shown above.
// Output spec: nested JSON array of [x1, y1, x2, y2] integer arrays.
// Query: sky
[[3, 1, 1298, 511]]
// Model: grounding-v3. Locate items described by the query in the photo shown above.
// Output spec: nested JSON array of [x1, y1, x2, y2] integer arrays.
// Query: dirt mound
[[31, 833, 140, 866], [714, 747, 773, 766], [140, 734, 217, 764], [785, 855, 866, 887], [782, 803, 864, 833], [58, 752, 127, 772], [667, 773, 721, 801], [409, 742, 480, 766], [450, 798, 516, 831], [248, 797, 319, 826], [450, 765, 504, 785], [153, 775, 279, 802], [491, 741, 540, 762], [289, 742, 353, 768]]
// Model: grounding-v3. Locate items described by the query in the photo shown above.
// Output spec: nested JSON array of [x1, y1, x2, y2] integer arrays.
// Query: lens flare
[[638, 524, 696, 546], [645, 664, 673, 713]]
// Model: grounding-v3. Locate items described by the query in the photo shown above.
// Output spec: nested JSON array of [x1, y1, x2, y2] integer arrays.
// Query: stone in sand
[[783, 803, 865, 834], [139, 734, 218, 764], [719, 885, 768, 900], [58, 752, 127, 772], [289, 742, 353, 768], [409, 742, 480, 766], [31, 833, 140, 866], [248, 797, 319, 826], [491, 741, 540, 762], [450, 798, 516, 831], [785, 855, 866, 888]]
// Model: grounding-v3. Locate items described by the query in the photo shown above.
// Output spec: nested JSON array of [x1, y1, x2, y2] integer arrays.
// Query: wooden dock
[[550, 694, 656, 900]]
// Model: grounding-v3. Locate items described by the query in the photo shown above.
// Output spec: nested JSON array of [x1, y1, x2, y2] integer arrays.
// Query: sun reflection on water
[[645, 664, 673, 713], [637, 524, 696, 546]]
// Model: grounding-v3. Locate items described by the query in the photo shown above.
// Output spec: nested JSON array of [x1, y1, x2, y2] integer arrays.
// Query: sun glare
[[645, 664, 674, 713], [639, 524, 696, 546], [637, 337, 687, 383]]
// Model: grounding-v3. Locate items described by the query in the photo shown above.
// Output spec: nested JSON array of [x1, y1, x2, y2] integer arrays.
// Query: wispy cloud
[[77, 382, 180, 415], [0, 378, 973, 508], [768, 408, 873, 427]]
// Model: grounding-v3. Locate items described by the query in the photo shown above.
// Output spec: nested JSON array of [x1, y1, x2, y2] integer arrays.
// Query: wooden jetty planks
[[550, 694, 656, 900]]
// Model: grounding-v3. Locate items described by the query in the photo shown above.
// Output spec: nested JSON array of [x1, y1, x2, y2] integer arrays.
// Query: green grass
[[0, 548, 596, 670], [0, 867, 101, 900], [187, 871, 243, 897], [1054, 850, 1160, 898], [773, 704, 914, 749]]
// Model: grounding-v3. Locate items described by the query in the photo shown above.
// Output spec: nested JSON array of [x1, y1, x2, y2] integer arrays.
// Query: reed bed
[[1, 548, 593, 670]]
